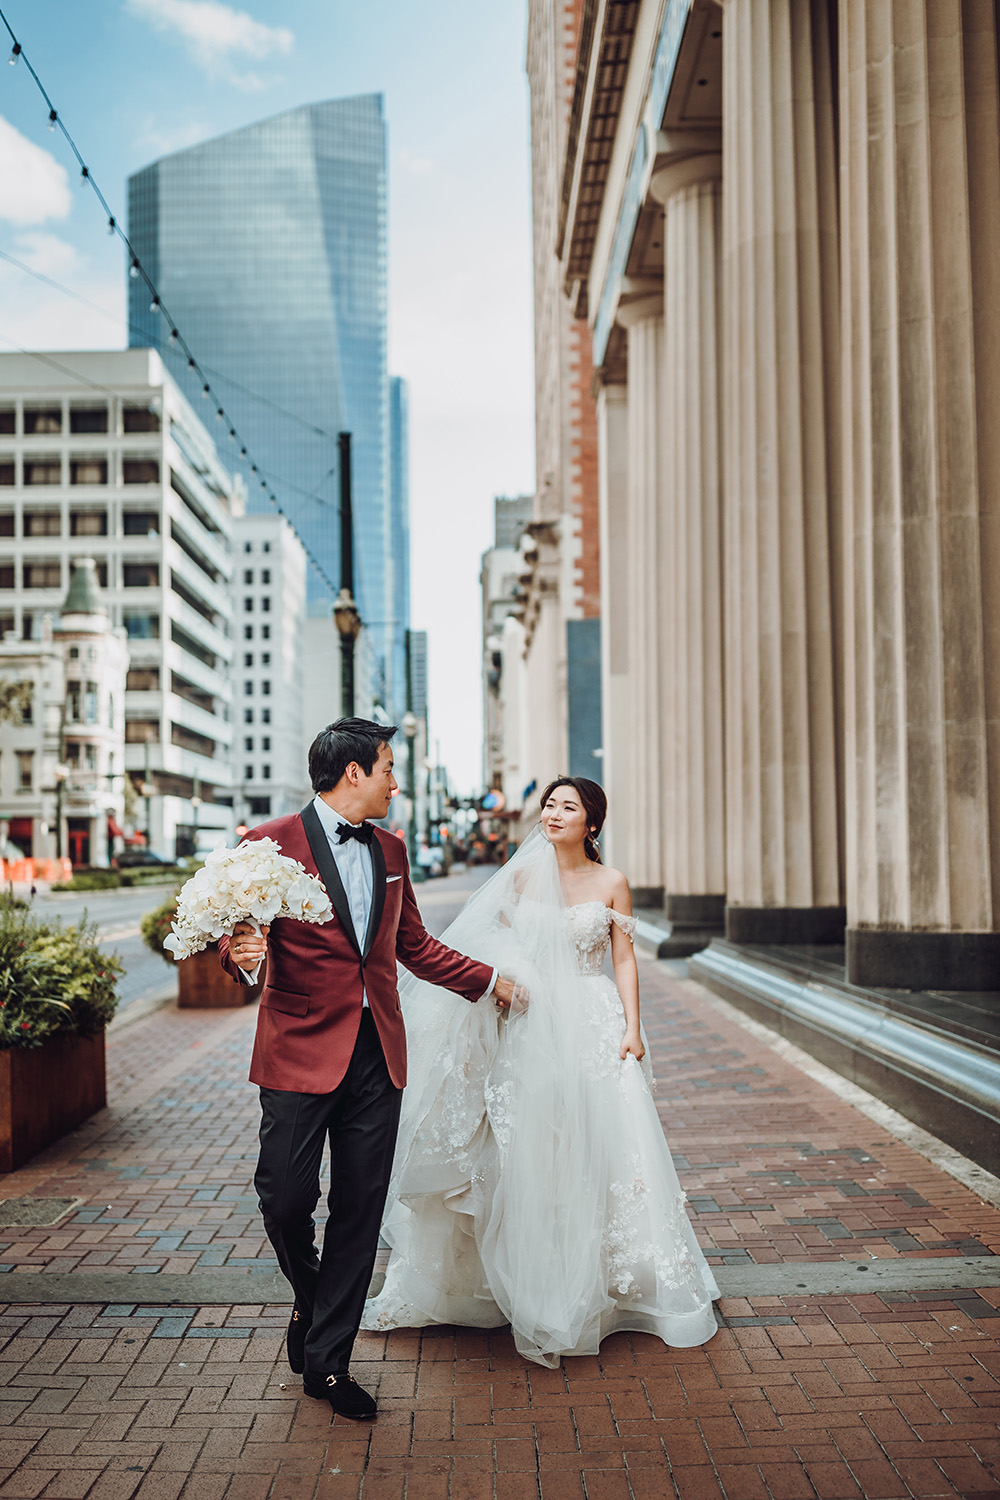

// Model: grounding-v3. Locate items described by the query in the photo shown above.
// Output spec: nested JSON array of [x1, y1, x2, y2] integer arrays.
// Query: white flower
[[165, 838, 333, 961]]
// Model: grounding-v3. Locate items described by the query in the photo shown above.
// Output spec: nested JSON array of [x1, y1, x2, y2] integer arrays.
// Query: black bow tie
[[336, 821, 373, 846]]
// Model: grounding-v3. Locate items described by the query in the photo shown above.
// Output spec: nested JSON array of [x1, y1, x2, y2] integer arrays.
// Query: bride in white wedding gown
[[361, 777, 719, 1366]]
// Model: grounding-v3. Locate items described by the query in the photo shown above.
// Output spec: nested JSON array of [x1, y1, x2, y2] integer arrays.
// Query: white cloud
[[0, 117, 72, 227], [125, 0, 293, 85], [11, 231, 80, 277], [135, 117, 213, 158], [398, 148, 434, 177]]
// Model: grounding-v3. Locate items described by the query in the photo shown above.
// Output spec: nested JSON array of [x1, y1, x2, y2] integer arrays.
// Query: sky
[[0, 0, 536, 791]]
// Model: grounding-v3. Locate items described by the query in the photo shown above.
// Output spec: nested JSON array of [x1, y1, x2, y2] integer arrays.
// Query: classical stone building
[[0, 559, 127, 868], [519, 0, 603, 832], [533, 0, 1000, 1158]]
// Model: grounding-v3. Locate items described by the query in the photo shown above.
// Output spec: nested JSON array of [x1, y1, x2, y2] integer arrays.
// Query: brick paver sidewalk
[[1, 925, 999, 1497]]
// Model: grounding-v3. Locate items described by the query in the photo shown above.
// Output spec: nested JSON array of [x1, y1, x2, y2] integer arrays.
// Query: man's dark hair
[[308, 718, 398, 793]]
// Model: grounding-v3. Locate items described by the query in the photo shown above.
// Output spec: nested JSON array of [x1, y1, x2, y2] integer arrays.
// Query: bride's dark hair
[[539, 777, 608, 862]]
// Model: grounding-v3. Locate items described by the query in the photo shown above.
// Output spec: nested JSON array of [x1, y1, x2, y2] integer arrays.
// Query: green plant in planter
[[0, 904, 123, 1050]]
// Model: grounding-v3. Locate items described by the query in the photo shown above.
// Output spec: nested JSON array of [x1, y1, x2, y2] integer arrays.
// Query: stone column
[[650, 150, 727, 954], [596, 381, 630, 871], [618, 298, 665, 903], [841, 0, 1000, 989], [721, 0, 844, 943]]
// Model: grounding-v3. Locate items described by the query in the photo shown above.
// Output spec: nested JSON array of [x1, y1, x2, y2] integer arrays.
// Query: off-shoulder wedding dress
[[361, 828, 719, 1366]]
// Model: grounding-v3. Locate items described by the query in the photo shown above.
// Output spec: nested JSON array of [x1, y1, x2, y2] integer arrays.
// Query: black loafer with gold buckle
[[286, 1307, 310, 1375], [302, 1372, 377, 1420]]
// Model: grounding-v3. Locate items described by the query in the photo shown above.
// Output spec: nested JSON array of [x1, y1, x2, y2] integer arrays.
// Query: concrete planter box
[[177, 947, 250, 1008], [0, 1032, 106, 1173]]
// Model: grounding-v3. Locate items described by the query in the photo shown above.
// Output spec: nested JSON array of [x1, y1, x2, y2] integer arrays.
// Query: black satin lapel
[[363, 833, 386, 959], [299, 803, 362, 959]]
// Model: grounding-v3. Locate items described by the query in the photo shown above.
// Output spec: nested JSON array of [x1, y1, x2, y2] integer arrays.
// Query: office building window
[[123, 403, 160, 432], [243, 653, 253, 667], [261, 736, 271, 752], [261, 652, 270, 666], [244, 541, 253, 553], [83, 682, 98, 723], [67, 681, 81, 720], [261, 569, 270, 585], [261, 708, 271, 724], [85, 743, 98, 771], [0, 409, 14, 434], [244, 625, 253, 640], [123, 611, 160, 639], [70, 406, 108, 434], [262, 765, 271, 780], [123, 510, 160, 535], [244, 680, 253, 695], [243, 597, 253, 612], [243, 569, 253, 584], [70, 458, 108, 485], [16, 750, 33, 789], [244, 708, 254, 724], [261, 597, 271, 613], [123, 458, 160, 484], [69, 646, 79, 660], [125, 719, 160, 743], [262, 542, 271, 554], [70, 509, 108, 535], [23, 460, 62, 486], [261, 624, 270, 640], [0, 563, 13, 590], [249, 797, 270, 816], [244, 764, 254, 780], [244, 737, 254, 752], [23, 407, 61, 435], [24, 561, 61, 589], [0, 510, 13, 533], [19, 688, 33, 724], [0, 462, 14, 486], [261, 680, 271, 696], [24, 508, 61, 535], [126, 666, 160, 690], [123, 562, 160, 588]]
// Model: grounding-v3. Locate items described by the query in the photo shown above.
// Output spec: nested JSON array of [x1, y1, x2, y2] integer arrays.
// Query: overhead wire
[[0, 4, 346, 598]]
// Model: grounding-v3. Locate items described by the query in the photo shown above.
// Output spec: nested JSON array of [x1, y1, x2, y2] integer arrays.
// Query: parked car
[[116, 849, 175, 868]]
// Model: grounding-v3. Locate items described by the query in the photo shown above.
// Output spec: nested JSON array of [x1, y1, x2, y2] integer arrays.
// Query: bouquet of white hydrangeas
[[163, 837, 333, 961]]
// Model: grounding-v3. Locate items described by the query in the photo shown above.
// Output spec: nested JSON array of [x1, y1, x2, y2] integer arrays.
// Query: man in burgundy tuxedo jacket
[[222, 718, 517, 1421]]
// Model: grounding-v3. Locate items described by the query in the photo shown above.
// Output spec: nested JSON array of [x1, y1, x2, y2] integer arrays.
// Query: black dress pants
[[254, 1009, 403, 1376]]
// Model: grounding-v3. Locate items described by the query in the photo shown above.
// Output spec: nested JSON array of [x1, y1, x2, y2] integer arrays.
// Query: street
[[0, 869, 998, 1498]]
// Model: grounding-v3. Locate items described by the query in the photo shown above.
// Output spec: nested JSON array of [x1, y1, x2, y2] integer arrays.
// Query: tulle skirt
[[361, 971, 720, 1366]]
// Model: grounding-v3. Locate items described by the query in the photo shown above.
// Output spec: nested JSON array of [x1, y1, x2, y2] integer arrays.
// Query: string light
[[0, 2, 343, 599]]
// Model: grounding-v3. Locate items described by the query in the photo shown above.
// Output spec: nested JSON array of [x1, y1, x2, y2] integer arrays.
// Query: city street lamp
[[334, 430, 362, 716], [401, 708, 423, 881]]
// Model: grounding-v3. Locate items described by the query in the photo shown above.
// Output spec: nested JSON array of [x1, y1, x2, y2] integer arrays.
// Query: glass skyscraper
[[128, 95, 407, 707]]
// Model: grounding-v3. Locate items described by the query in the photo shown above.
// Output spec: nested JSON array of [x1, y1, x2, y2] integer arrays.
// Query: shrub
[[120, 866, 187, 887], [0, 904, 123, 1050], [51, 869, 121, 892]]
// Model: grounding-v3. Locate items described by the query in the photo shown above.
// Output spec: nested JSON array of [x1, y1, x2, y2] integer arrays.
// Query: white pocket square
[[386, 875, 402, 884]]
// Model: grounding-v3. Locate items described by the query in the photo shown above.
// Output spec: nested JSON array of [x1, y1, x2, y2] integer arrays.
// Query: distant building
[[231, 514, 309, 824], [0, 558, 127, 868], [385, 377, 411, 723], [0, 349, 238, 861], [127, 97, 408, 711], [522, 0, 602, 809], [481, 496, 533, 802]]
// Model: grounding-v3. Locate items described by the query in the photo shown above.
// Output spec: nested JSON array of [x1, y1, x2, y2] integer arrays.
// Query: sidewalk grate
[[0, 1197, 83, 1227]]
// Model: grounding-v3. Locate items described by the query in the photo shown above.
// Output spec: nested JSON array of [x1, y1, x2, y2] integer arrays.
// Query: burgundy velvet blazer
[[218, 806, 493, 1094]]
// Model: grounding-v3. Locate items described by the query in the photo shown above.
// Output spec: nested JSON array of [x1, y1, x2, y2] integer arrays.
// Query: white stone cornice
[[650, 149, 722, 204]]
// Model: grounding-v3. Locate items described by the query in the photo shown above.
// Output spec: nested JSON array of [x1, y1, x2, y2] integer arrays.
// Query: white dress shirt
[[241, 795, 497, 1002]]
